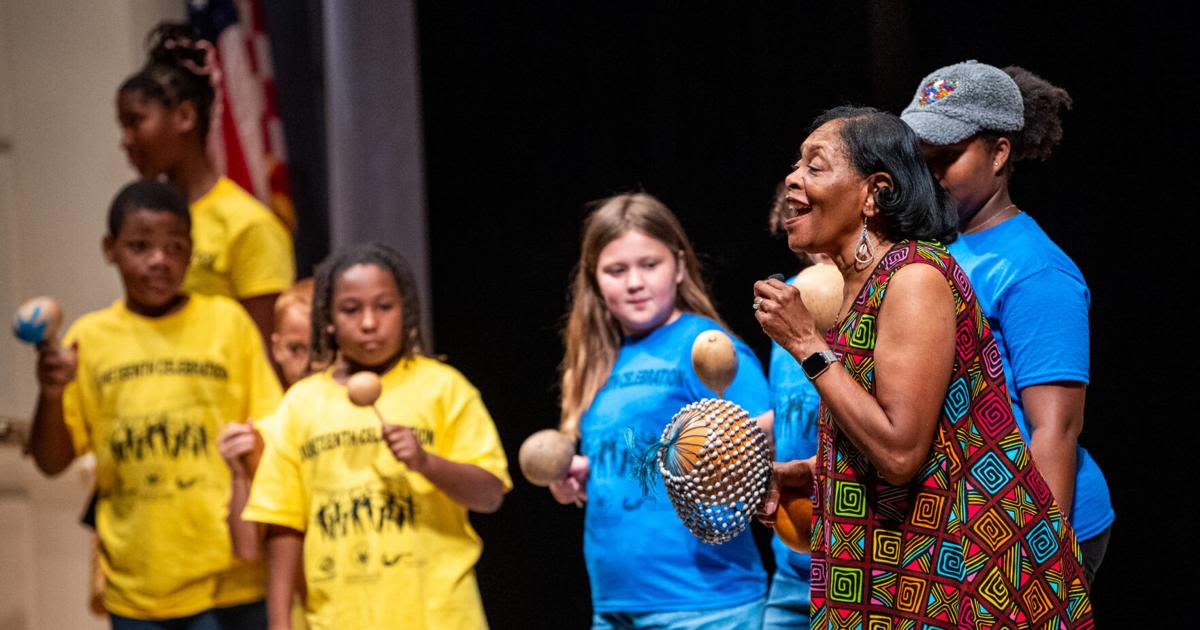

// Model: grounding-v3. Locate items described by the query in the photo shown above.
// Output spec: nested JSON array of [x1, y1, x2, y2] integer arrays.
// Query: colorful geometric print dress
[[809, 241, 1093, 629]]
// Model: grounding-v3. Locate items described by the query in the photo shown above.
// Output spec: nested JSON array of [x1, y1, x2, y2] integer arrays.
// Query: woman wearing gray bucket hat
[[901, 61, 1114, 586]]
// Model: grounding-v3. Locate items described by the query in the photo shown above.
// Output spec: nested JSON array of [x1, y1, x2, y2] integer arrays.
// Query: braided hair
[[118, 22, 217, 141], [310, 243, 426, 371]]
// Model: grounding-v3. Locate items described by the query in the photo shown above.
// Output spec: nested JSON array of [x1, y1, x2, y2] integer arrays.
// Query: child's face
[[595, 229, 684, 336], [272, 305, 312, 386], [117, 90, 184, 178], [333, 264, 404, 367], [103, 209, 191, 311]]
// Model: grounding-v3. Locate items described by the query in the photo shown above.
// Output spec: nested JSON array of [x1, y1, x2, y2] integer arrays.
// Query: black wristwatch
[[801, 350, 838, 381]]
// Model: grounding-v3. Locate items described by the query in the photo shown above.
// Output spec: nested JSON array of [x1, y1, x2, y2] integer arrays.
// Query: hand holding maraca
[[519, 426, 583, 507], [35, 340, 78, 397], [382, 423, 428, 472], [754, 265, 844, 358], [14, 296, 76, 397], [548, 454, 589, 507], [218, 422, 264, 478], [753, 277, 821, 359], [756, 457, 816, 554], [346, 370, 429, 470]]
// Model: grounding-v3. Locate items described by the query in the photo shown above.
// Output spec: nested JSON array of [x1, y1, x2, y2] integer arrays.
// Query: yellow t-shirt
[[185, 176, 295, 300], [62, 294, 284, 619], [243, 357, 511, 630], [250, 411, 311, 630]]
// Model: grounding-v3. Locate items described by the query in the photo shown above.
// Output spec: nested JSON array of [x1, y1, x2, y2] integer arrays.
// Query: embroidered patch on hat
[[918, 79, 957, 106]]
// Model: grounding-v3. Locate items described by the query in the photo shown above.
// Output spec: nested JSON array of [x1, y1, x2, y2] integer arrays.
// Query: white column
[[0, 3, 182, 628]]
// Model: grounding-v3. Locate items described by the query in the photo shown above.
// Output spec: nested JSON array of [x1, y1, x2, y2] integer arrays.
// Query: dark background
[[279, 1, 1196, 627]]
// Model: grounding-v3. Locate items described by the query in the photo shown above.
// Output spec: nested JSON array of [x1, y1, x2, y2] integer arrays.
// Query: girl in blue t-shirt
[[900, 61, 1114, 585], [550, 193, 772, 629]]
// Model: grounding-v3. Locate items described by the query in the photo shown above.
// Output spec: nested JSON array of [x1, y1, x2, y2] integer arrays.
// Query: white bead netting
[[656, 398, 772, 544]]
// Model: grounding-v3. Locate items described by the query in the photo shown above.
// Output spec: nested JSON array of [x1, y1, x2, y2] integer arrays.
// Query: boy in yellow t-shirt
[[29, 180, 282, 628], [243, 243, 510, 630]]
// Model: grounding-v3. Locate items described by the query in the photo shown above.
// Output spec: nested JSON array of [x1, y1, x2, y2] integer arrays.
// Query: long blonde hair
[[559, 193, 726, 439]]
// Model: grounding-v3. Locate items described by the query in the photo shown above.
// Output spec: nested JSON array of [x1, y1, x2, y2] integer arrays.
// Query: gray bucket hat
[[900, 60, 1024, 145]]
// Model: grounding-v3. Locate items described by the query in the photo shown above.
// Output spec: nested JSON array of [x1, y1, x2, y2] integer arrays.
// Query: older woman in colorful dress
[[753, 106, 1093, 628]]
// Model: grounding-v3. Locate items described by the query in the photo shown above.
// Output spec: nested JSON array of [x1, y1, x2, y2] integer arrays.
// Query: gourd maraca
[[13, 296, 63, 344], [667, 327, 811, 550], [792, 263, 844, 333], [518, 429, 576, 487], [691, 329, 737, 398], [347, 371, 385, 423], [772, 491, 814, 553], [656, 398, 772, 544]]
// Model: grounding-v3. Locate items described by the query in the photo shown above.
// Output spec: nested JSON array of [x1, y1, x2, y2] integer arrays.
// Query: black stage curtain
[[265, 2, 1192, 626]]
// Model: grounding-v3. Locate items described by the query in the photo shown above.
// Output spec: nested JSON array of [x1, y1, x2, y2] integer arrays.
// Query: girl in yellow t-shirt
[[243, 243, 511, 630], [116, 22, 294, 345]]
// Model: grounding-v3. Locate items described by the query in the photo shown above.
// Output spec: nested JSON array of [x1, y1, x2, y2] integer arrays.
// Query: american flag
[[188, 0, 295, 232]]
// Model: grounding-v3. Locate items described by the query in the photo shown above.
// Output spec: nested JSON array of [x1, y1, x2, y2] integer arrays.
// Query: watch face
[[802, 351, 836, 379], [801, 352, 828, 378]]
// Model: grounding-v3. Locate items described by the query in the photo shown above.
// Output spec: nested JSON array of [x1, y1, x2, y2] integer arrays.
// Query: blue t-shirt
[[947, 212, 1114, 541], [767, 279, 822, 580], [580, 312, 771, 613]]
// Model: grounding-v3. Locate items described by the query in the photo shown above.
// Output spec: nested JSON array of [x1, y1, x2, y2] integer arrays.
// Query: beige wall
[[0, 2, 183, 628]]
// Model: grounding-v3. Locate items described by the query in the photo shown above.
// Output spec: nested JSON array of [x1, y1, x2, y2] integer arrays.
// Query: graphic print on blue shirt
[[768, 333, 821, 580], [947, 212, 1113, 541], [580, 313, 771, 613]]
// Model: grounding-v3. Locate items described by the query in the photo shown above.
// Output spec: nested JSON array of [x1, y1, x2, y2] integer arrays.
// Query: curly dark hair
[[107, 179, 190, 237], [310, 243, 426, 370], [1006, 66, 1073, 162], [118, 22, 217, 141], [980, 66, 1073, 172]]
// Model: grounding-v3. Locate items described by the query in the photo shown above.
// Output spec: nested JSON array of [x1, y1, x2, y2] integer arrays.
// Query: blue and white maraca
[[12, 296, 63, 344]]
